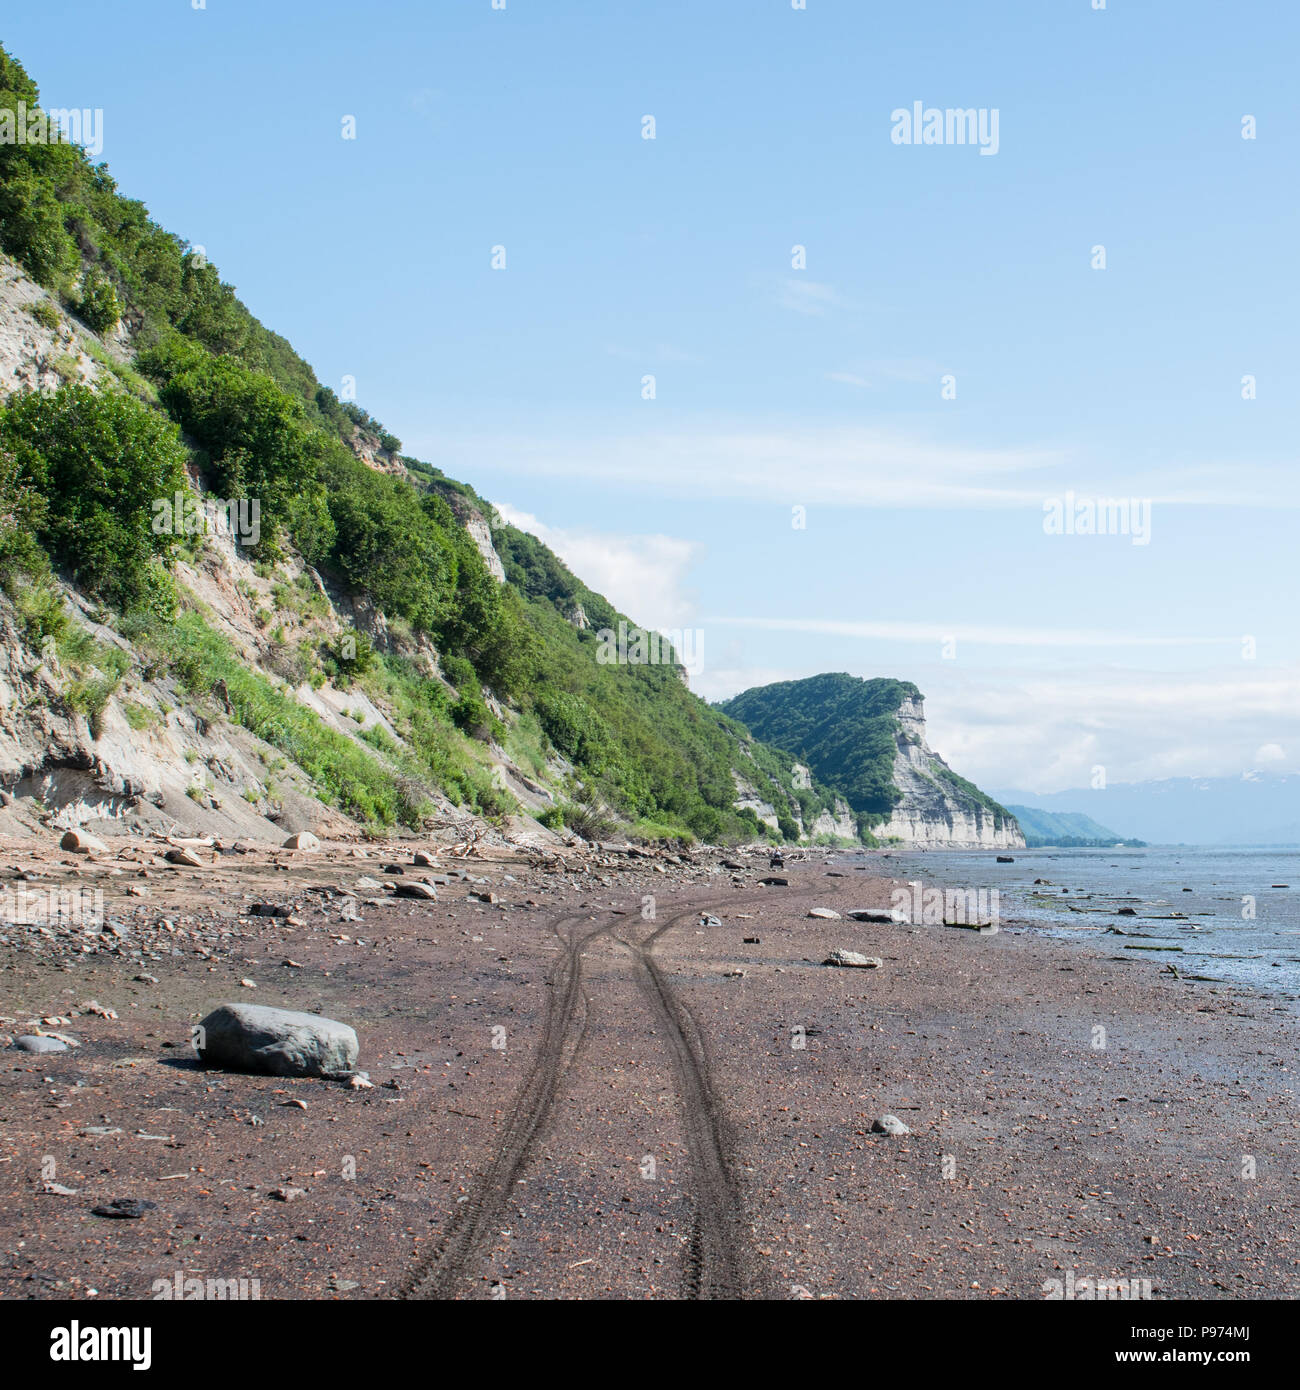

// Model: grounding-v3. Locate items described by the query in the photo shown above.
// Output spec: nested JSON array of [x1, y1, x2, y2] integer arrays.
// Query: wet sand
[[1, 839, 1296, 1300]]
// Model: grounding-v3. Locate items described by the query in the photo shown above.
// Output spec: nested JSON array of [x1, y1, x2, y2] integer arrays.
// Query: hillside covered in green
[[720, 673, 920, 822], [1004, 805, 1145, 848], [0, 41, 838, 846]]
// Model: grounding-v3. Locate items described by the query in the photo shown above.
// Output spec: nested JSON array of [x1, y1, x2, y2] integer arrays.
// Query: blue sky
[[9, 0, 1300, 793]]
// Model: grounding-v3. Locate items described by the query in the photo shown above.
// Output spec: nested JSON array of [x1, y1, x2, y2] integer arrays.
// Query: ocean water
[[864, 845, 1300, 1001]]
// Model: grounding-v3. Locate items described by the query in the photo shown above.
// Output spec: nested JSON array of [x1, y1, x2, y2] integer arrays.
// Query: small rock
[[807, 908, 841, 920], [239, 978, 257, 989], [413, 851, 437, 867], [134, 974, 158, 985], [60, 828, 109, 854], [248, 904, 292, 918], [268, 1186, 306, 1202], [42, 1181, 78, 1195], [846, 908, 909, 924], [12, 1034, 70, 1053], [823, 950, 882, 969], [164, 848, 204, 868], [871, 1115, 910, 1136], [700, 914, 722, 927], [91, 1198, 156, 1219], [282, 832, 320, 851], [759, 877, 789, 887], [395, 881, 438, 900]]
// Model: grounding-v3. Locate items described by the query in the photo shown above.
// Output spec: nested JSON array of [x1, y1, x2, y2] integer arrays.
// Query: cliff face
[[870, 696, 1024, 849]]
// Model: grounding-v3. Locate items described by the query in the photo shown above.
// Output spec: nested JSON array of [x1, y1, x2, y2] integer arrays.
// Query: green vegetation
[[0, 384, 185, 612], [720, 673, 920, 821], [0, 40, 864, 845], [720, 671, 1016, 835]]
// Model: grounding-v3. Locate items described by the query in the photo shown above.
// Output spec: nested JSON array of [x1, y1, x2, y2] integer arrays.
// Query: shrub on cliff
[[0, 384, 186, 611]]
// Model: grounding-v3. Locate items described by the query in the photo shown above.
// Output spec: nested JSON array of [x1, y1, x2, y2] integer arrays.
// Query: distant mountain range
[[992, 773, 1300, 846], [1003, 804, 1143, 848]]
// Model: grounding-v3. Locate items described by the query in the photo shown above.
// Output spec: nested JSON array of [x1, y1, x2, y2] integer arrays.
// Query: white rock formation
[[869, 695, 1025, 849]]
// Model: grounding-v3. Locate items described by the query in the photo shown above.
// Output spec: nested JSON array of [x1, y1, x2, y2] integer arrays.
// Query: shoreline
[[2, 836, 1297, 1299]]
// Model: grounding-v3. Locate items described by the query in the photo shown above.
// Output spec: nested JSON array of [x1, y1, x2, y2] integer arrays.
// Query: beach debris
[[871, 1115, 910, 1136], [846, 908, 909, 924], [282, 832, 320, 851], [194, 1002, 360, 1077], [59, 828, 108, 854], [91, 1198, 156, 1219], [823, 950, 882, 968], [807, 908, 841, 920]]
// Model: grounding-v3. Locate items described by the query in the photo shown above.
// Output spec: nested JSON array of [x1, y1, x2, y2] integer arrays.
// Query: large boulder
[[195, 1003, 358, 1078]]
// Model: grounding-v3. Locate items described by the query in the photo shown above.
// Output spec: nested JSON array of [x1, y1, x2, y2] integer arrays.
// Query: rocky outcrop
[[463, 509, 506, 582], [869, 696, 1024, 849]]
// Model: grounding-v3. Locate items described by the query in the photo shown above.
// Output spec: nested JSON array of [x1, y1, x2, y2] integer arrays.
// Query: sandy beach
[[1, 837, 1297, 1301]]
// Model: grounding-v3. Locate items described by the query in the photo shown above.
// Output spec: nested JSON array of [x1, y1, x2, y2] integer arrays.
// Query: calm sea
[[862, 845, 1300, 1001]]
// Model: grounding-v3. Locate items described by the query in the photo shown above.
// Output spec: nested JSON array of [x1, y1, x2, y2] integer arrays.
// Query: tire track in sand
[[617, 912, 767, 1300], [406, 895, 754, 1299], [402, 911, 606, 1300]]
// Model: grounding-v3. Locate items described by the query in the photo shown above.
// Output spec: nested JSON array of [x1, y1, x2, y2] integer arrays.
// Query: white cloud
[[1254, 742, 1287, 765], [706, 614, 1235, 650], [493, 502, 700, 631], [775, 278, 843, 315], [430, 424, 1300, 511]]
